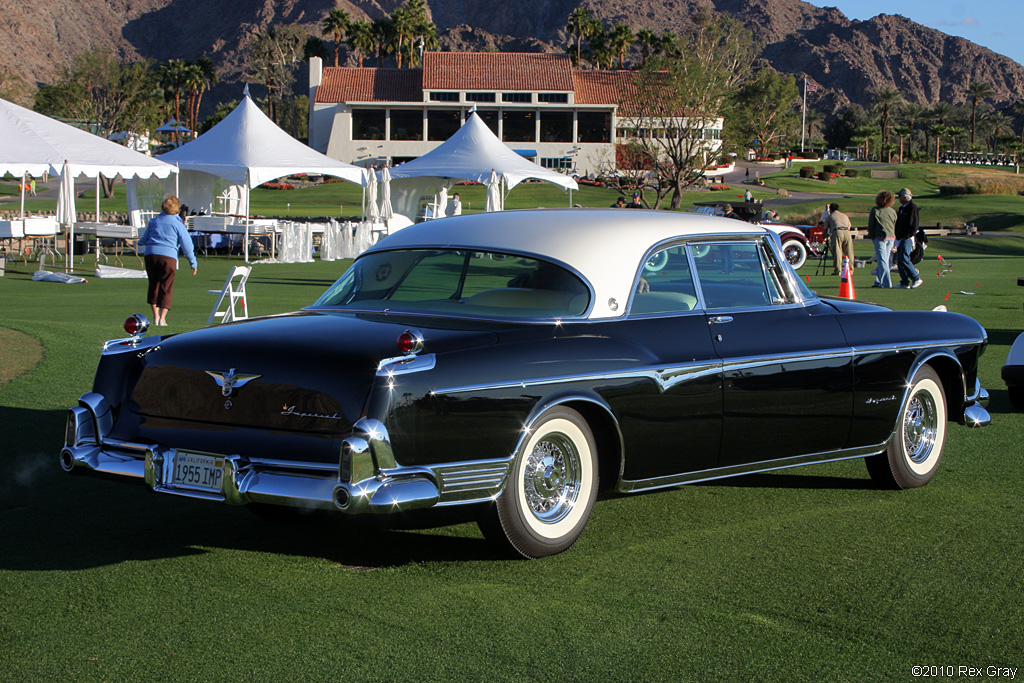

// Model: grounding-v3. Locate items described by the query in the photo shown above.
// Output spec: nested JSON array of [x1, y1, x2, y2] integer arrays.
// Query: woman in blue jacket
[[138, 195, 197, 327]]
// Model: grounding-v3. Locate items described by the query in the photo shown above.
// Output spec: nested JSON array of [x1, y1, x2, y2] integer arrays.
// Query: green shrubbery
[[937, 178, 1023, 195], [822, 164, 844, 175], [845, 169, 859, 178], [799, 166, 815, 178]]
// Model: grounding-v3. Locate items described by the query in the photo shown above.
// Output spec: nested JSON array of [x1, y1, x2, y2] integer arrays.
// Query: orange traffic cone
[[838, 256, 856, 300]]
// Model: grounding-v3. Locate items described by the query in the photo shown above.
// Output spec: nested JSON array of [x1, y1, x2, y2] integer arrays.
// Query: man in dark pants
[[893, 187, 923, 288]]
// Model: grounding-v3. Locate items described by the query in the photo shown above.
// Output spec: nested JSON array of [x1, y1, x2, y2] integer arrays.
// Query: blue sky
[[803, 0, 1023, 66]]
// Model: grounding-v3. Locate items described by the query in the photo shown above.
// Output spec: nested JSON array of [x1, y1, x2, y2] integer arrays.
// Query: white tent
[[157, 90, 365, 260], [0, 97, 177, 266], [385, 112, 578, 224]]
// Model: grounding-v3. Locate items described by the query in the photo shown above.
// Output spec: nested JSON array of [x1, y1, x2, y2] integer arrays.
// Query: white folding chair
[[207, 265, 251, 324]]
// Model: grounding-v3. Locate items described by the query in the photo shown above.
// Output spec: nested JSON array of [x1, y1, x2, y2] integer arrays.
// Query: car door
[[615, 243, 722, 483], [690, 237, 854, 466]]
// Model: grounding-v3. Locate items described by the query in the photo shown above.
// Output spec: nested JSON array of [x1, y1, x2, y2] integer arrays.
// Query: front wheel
[[478, 407, 598, 558], [866, 365, 947, 489], [782, 238, 808, 269]]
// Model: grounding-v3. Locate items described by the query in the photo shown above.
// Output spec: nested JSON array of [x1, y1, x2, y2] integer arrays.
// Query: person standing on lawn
[[138, 195, 197, 327], [894, 187, 923, 288], [824, 203, 854, 275], [867, 190, 897, 288]]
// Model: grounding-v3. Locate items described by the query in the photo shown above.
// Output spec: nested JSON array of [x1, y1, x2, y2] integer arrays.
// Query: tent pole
[[19, 172, 26, 219], [95, 176, 100, 223], [244, 170, 251, 263]]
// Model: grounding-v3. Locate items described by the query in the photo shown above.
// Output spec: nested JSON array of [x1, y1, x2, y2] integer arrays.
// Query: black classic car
[[61, 209, 991, 558]]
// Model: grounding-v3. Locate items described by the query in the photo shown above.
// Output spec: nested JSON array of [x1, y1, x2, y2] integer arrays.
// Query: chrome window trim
[[377, 353, 436, 376], [617, 443, 888, 493]]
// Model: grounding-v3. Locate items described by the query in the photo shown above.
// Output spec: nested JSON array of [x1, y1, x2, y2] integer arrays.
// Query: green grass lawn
[[1, 234, 1023, 680]]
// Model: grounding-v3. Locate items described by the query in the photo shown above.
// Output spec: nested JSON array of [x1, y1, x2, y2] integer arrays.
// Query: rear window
[[314, 249, 590, 319]]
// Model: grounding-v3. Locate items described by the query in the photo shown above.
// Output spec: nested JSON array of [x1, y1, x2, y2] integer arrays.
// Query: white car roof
[[367, 208, 769, 319]]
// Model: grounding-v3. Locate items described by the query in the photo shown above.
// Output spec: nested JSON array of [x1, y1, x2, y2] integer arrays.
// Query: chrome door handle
[[708, 316, 733, 324]]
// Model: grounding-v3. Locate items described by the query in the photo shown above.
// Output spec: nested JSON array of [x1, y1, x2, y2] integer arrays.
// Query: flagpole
[[801, 77, 808, 153]]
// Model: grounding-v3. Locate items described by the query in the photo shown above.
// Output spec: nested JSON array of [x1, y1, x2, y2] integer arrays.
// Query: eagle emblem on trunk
[[205, 368, 261, 397]]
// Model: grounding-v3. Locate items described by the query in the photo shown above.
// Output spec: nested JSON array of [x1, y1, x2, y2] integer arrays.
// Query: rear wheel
[[478, 407, 598, 558], [782, 238, 808, 269], [866, 365, 947, 489]]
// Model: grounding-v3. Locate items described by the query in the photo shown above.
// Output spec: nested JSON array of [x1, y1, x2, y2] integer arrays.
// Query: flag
[[806, 79, 820, 94]]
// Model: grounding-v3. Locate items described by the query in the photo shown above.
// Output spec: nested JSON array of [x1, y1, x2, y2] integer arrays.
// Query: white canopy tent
[[158, 89, 365, 261], [0, 97, 177, 266], [384, 112, 579, 227]]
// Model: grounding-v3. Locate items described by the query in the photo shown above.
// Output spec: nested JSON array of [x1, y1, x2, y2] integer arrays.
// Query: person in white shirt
[[446, 193, 462, 217]]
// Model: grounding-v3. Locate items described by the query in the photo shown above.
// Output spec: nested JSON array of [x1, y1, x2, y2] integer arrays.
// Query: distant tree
[[984, 111, 1013, 153], [183, 58, 217, 135], [731, 68, 800, 157], [870, 85, 903, 146], [929, 123, 948, 162], [157, 59, 190, 139], [583, 27, 614, 70], [34, 48, 160, 197], [899, 102, 928, 159], [566, 8, 598, 66], [945, 126, 965, 151], [824, 104, 869, 149], [321, 7, 350, 67], [347, 21, 374, 67], [304, 36, 330, 62], [636, 29, 658, 67], [621, 12, 754, 208], [857, 124, 880, 159], [245, 25, 306, 125], [892, 124, 913, 161], [199, 99, 238, 134], [965, 81, 995, 146], [0, 67, 28, 105], [371, 17, 397, 66], [608, 23, 634, 69]]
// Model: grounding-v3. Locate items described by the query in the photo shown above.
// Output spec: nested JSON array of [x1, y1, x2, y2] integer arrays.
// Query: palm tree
[[192, 58, 216, 126], [1013, 100, 1024, 144], [322, 8, 350, 67], [857, 125, 880, 160], [945, 126, 965, 151], [157, 59, 189, 142], [390, 7, 416, 68], [899, 102, 928, 158], [566, 8, 595, 66], [984, 111, 1013, 153], [636, 29, 658, 67], [929, 124, 949, 163], [608, 23, 634, 69], [965, 81, 994, 146], [892, 125, 913, 162], [870, 85, 903, 146], [371, 17, 396, 66], [347, 21, 374, 67]]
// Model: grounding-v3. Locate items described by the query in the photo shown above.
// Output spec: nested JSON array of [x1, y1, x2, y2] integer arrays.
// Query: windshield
[[313, 249, 591, 319]]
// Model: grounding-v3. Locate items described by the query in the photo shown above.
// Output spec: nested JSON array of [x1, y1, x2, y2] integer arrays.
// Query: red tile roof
[[315, 67, 422, 103], [573, 70, 638, 110], [422, 52, 574, 91]]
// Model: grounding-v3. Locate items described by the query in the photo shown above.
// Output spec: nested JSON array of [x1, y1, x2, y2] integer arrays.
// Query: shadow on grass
[[0, 405, 505, 571]]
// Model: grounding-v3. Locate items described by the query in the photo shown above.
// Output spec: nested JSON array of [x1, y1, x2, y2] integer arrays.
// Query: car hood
[[129, 311, 499, 434]]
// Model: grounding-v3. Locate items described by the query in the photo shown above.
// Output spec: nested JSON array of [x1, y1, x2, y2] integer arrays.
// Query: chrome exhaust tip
[[59, 449, 77, 473], [333, 486, 351, 510]]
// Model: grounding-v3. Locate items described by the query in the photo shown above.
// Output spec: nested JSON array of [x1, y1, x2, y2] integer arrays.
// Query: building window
[[538, 93, 568, 103], [502, 93, 531, 103], [540, 157, 573, 169], [502, 110, 535, 143], [467, 93, 495, 102], [428, 109, 461, 141], [353, 109, 386, 140], [475, 110, 499, 136], [540, 110, 572, 142], [390, 110, 423, 141], [429, 92, 459, 102], [578, 111, 611, 143]]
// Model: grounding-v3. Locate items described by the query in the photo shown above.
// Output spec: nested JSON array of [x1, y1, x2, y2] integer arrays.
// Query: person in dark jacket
[[138, 195, 197, 326], [893, 187, 922, 288]]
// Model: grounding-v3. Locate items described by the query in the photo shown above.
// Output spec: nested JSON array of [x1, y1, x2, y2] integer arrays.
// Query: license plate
[[172, 451, 225, 493]]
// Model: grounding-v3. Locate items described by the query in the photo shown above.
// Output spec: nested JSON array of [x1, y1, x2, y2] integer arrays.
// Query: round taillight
[[124, 313, 149, 336], [397, 329, 423, 355]]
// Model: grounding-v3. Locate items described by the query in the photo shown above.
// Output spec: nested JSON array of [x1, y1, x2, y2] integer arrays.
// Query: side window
[[691, 242, 775, 309], [630, 245, 698, 314]]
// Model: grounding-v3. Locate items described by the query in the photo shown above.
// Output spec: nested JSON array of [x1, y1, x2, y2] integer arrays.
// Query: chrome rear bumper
[[61, 393, 508, 514]]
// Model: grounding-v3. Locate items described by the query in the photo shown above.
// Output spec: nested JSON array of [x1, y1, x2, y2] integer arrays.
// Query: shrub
[[708, 184, 730, 191], [259, 182, 296, 190], [822, 163, 843, 175], [799, 166, 815, 178], [816, 171, 831, 182], [937, 178, 1022, 195], [845, 169, 859, 178]]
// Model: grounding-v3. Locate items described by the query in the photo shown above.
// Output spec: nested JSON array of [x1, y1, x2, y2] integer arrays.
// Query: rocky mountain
[[2, 0, 1022, 115]]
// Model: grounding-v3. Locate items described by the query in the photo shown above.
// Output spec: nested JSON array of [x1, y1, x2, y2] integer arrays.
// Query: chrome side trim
[[78, 392, 113, 442], [617, 444, 887, 493], [101, 335, 162, 355], [247, 457, 338, 473], [377, 353, 436, 376], [430, 459, 511, 503]]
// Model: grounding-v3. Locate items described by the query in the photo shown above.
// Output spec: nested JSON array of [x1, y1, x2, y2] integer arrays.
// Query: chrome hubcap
[[523, 434, 580, 524], [904, 391, 938, 463]]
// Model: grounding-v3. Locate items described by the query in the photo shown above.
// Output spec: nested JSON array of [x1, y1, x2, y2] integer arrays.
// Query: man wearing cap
[[626, 192, 644, 209], [893, 188, 923, 288], [611, 196, 627, 208], [824, 202, 854, 275]]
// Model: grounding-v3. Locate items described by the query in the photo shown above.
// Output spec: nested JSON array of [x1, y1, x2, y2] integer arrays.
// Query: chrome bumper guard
[[962, 380, 991, 427], [60, 394, 449, 515]]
